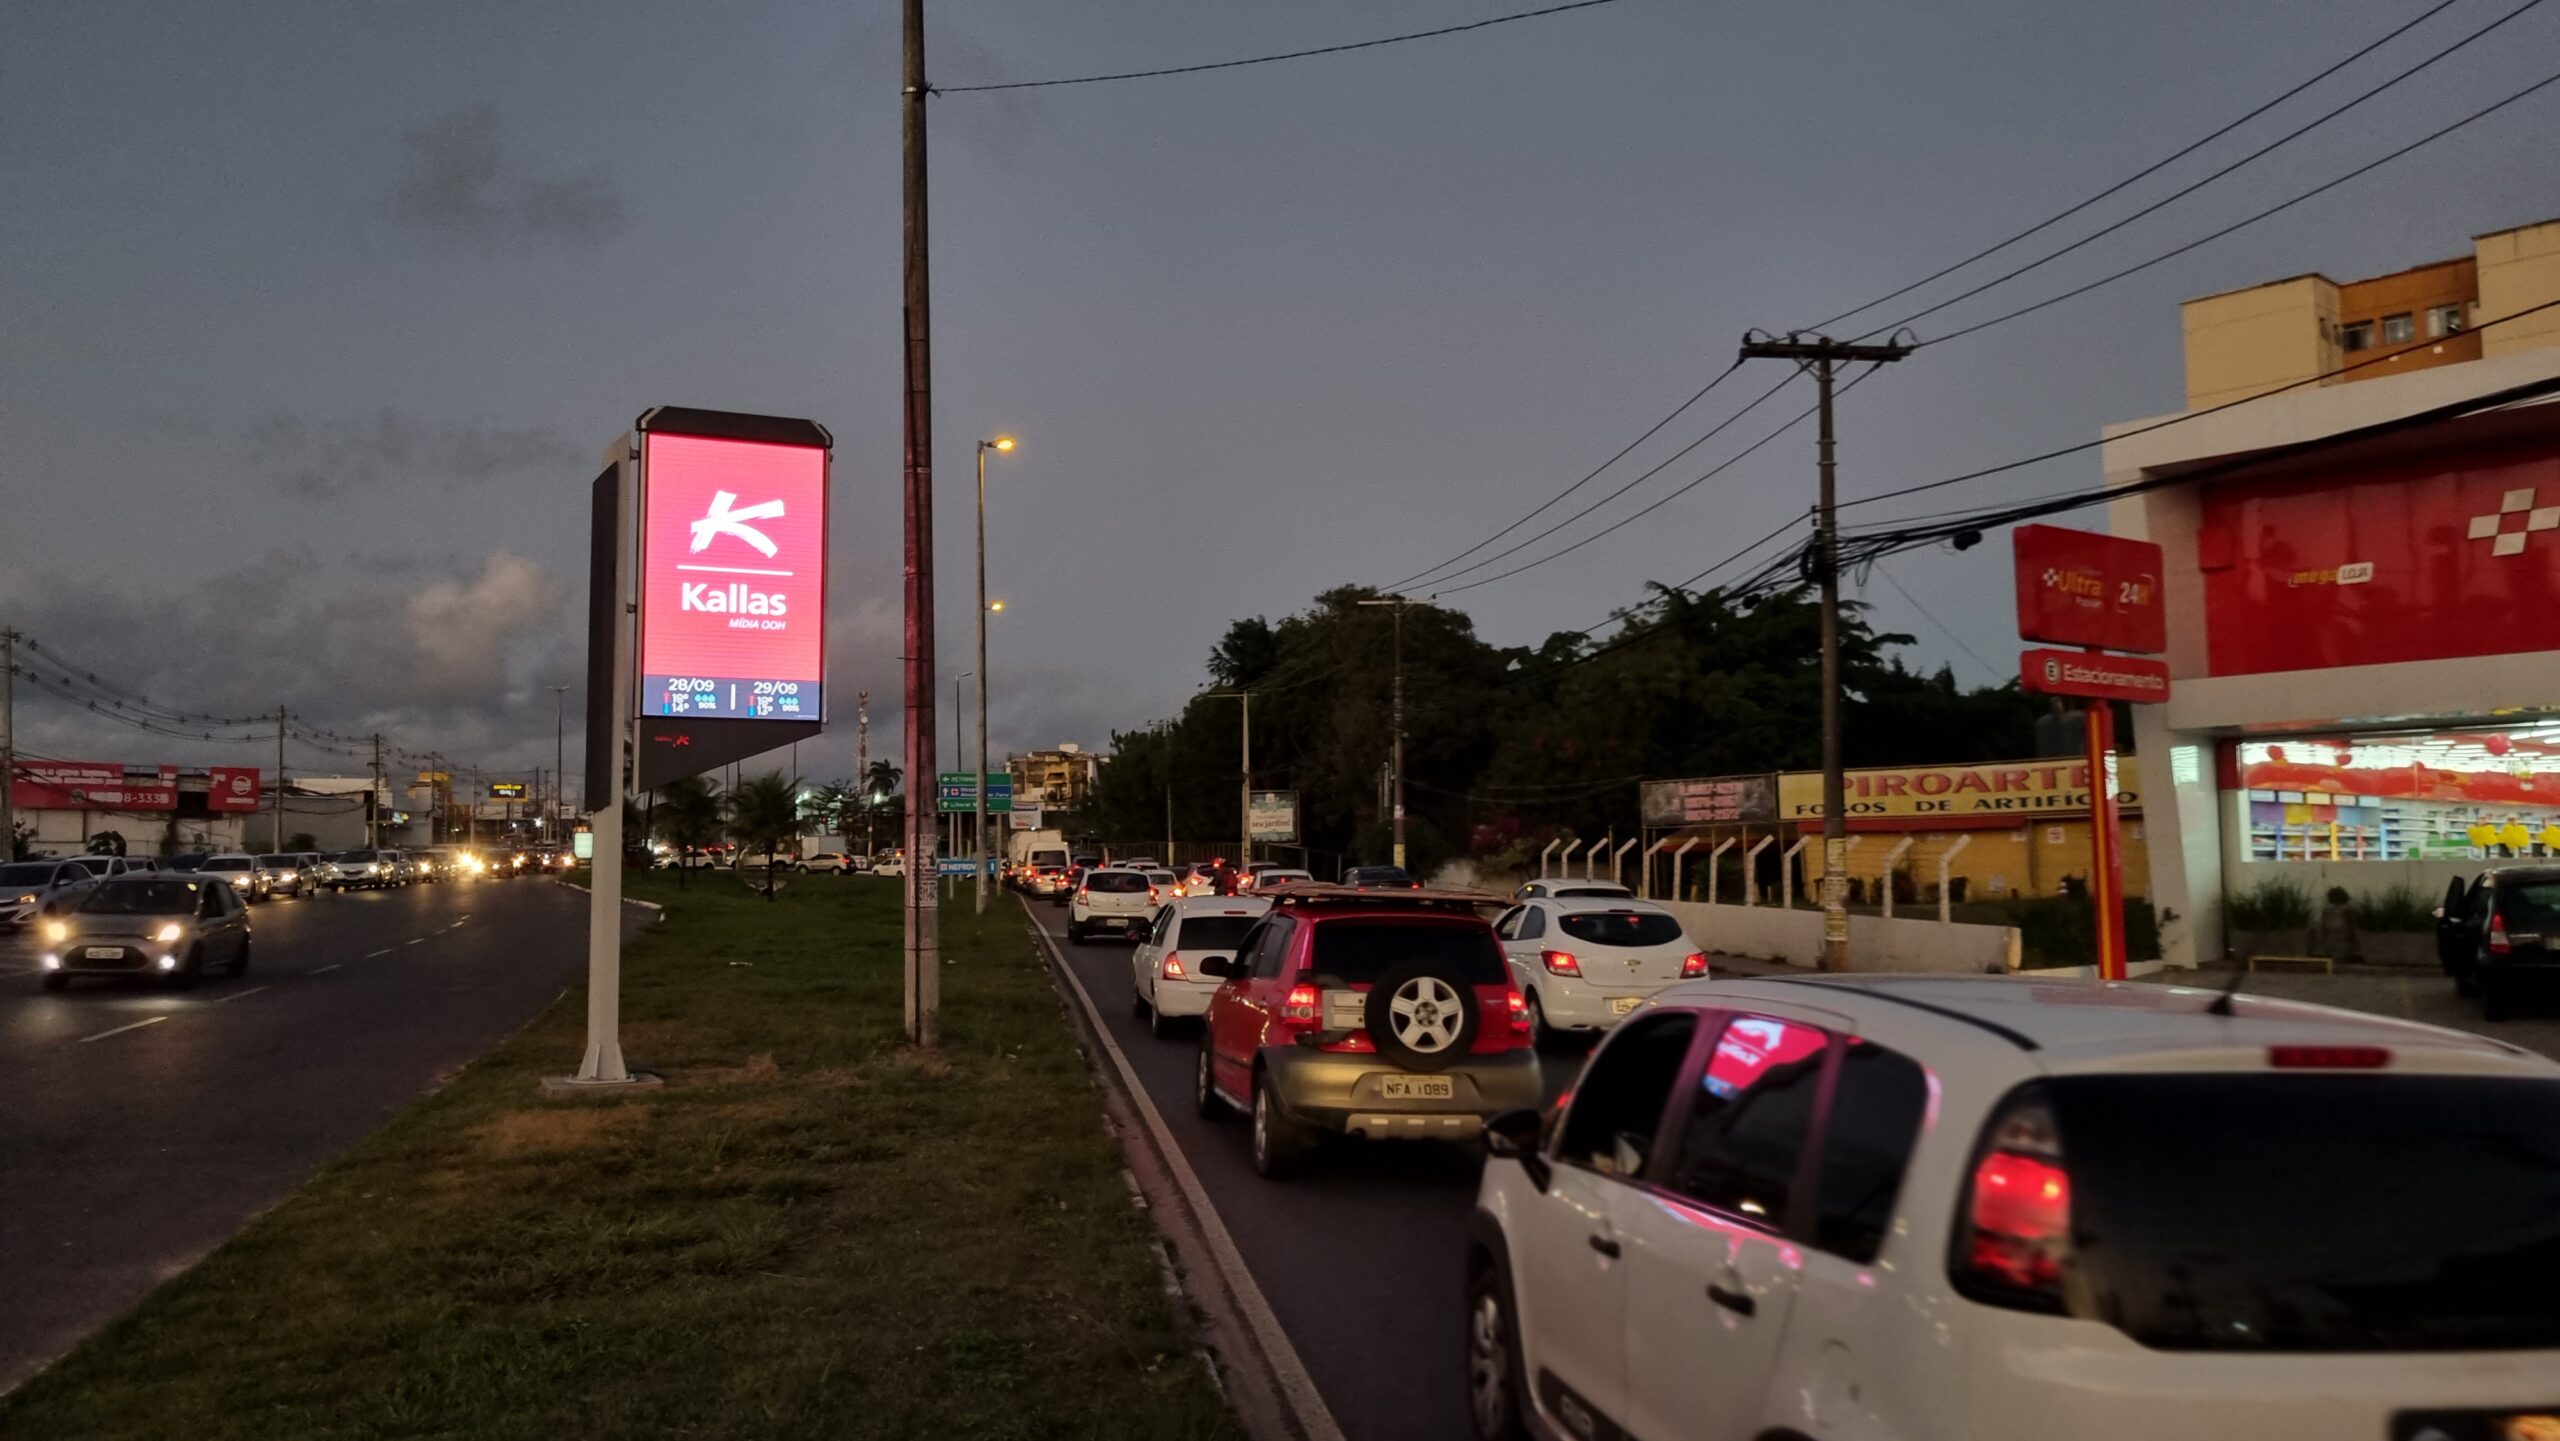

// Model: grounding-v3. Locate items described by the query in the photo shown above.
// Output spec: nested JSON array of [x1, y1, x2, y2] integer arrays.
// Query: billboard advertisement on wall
[[1639, 774, 1777, 827], [8, 762, 178, 811], [207, 766, 263, 812], [638, 429, 828, 723]]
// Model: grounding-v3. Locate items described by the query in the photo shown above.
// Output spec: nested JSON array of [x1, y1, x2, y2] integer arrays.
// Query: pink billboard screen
[[638, 431, 828, 722]]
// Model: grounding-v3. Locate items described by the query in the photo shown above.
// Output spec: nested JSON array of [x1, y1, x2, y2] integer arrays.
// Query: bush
[[2346, 883, 2438, 933], [2227, 877, 2313, 930]]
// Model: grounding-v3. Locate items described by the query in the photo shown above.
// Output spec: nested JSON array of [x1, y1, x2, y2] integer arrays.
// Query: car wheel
[[1132, 986, 1151, 1021], [2484, 972, 2517, 1022], [1148, 993, 1179, 1041], [1465, 1256, 1529, 1441], [2454, 967, 2483, 998], [1525, 991, 1559, 1053], [1194, 1041, 1229, 1121], [1068, 924, 1087, 945], [172, 945, 204, 990], [230, 937, 252, 978], [41, 973, 67, 992], [1251, 1079, 1316, 1179]]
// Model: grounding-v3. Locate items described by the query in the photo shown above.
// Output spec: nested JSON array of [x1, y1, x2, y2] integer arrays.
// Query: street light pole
[[975, 436, 1013, 915], [951, 670, 971, 902], [550, 684, 569, 840], [1738, 331, 1912, 972]]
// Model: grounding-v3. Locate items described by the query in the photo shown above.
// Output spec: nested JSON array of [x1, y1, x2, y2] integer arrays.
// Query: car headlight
[[43, 920, 68, 944], [155, 922, 183, 943]]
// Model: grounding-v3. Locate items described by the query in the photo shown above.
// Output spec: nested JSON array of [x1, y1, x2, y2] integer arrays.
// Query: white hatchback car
[[1068, 867, 1154, 944], [1465, 974, 2560, 1441], [1493, 898, 1704, 1046], [1129, 895, 1269, 1039]]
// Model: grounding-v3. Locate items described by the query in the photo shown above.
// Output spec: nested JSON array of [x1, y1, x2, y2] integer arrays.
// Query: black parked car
[[2438, 864, 2560, 1019]]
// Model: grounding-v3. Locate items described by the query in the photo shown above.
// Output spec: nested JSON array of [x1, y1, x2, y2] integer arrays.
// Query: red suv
[[1192, 887, 1543, 1178]]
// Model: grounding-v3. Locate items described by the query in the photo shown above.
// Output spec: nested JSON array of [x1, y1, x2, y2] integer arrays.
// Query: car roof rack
[[1261, 882, 1504, 912]]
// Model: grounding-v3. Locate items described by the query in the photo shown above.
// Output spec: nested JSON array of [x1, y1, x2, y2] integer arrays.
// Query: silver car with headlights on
[[38, 876, 251, 990]]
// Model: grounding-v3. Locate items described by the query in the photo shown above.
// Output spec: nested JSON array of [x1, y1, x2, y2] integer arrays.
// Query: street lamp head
[[988, 599, 1006, 613], [991, 436, 1016, 452]]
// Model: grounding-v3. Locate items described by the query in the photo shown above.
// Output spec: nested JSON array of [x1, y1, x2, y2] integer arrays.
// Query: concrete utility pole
[[271, 706, 287, 852], [370, 734, 383, 847], [1204, 692, 1251, 863], [1, 627, 16, 861], [1356, 596, 1415, 870], [901, 0, 941, 1045], [1738, 332, 1912, 971]]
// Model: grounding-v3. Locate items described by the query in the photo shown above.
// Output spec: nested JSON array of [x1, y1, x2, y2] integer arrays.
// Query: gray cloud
[[249, 408, 577, 497], [386, 105, 626, 249]]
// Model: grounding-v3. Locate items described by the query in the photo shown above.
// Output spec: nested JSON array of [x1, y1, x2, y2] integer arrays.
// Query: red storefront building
[[2114, 217, 2560, 967]]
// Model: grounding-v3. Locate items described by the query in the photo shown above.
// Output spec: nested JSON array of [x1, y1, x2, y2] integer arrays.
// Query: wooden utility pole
[[1356, 595, 1417, 869], [0, 627, 16, 860], [901, 0, 941, 1045], [370, 734, 383, 846], [1738, 332, 1911, 972], [856, 688, 871, 853]]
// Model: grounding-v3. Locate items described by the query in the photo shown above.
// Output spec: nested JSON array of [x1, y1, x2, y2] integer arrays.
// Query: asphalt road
[[1027, 894, 1582, 1441], [0, 875, 625, 1391]]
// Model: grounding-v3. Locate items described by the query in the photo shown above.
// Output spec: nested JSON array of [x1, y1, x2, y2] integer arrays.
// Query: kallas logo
[[681, 581, 788, 616], [690, 490, 784, 558]]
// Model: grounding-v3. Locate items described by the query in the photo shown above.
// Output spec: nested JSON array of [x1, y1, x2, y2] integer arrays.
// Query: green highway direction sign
[[936, 771, 1014, 814]]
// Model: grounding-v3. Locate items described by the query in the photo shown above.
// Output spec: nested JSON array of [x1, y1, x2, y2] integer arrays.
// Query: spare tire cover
[[1362, 957, 1484, 1073]]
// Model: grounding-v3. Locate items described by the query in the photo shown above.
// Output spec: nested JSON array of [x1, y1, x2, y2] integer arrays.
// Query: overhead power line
[[1858, 0, 2550, 343], [1841, 292, 2560, 515], [1915, 56, 2560, 348], [1808, 0, 2470, 332], [1386, 360, 1747, 591], [932, 0, 1631, 94]]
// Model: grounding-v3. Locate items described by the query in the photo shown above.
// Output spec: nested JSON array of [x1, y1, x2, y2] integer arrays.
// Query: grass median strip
[[0, 874, 1238, 1440]]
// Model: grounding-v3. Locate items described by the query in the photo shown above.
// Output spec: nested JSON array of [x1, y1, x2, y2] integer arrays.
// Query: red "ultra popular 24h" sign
[[2012, 523, 2166, 656]]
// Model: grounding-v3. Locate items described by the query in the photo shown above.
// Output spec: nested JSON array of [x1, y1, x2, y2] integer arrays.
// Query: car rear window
[[2494, 881, 2560, 926], [2035, 1074, 2560, 1352], [258, 854, 298, 866], [66, 858, 113, 876], [1175, 915, 1258, 952], [1346, 867, 1413, 886], [203, 858, 251, 871], [0, 863, 57, 886], [1085, 872, 1148, 894], [1309, 920, 1505, 985], [78, 881, 199, 915], [1557, 911, 1684, 948]]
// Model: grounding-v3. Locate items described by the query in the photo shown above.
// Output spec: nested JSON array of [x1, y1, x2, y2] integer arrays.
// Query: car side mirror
[[1481, 1108, 1551, 1193], [1196, 955, 1241, 980]]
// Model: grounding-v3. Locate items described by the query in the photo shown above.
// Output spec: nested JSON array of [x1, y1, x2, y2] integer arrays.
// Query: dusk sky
[[7, 0, 2558, 787]]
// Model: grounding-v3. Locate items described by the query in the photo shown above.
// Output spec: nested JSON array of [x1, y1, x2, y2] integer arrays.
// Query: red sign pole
[[2084, 688, 2128, 982]]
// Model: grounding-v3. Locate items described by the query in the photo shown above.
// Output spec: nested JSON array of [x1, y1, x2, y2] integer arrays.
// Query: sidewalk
[[0, 874, 1237, 1439]]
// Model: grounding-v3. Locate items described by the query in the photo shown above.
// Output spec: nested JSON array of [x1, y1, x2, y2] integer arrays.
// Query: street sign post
[[2011, 525, 2168, 983], [936, 771, 1012, 813]]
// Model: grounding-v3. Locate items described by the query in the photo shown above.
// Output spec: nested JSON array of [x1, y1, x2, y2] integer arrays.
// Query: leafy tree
[[805, 780, 856, 835], [285, 832, 318, 853], [727, 771, 800, 899], [657, 775, 724, 888], [87, 830, 127, 857], [9, 821, 30, 861]]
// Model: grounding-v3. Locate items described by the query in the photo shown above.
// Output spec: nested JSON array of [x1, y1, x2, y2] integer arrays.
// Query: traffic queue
[[5, 842, 570, 991]]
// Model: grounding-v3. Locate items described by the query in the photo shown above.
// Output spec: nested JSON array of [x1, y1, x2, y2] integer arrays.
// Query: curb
[[551, 877, 665, 914], [1024, 901, 1347, 1441]]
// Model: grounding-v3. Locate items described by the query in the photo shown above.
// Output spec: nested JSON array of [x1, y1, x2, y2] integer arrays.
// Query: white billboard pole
[[556, 437, 644, 1093]]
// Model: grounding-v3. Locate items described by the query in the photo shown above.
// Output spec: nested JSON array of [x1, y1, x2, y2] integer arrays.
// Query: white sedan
[[1493, 897, 1705, 1047], [1130, 895, 1269, 1040]]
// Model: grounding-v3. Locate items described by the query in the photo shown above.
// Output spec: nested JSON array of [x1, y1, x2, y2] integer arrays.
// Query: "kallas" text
[[680, 581, 789, 616]]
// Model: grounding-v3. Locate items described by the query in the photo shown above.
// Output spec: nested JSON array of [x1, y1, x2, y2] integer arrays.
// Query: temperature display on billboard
[[638, 431, 828, 722]]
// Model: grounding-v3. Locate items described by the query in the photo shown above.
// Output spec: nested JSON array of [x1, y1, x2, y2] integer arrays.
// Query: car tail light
[[1148, 886, 1160, 903], [1540, 949, 1581, 976], [1680, 951, 1708, 977], [2490, 913, 2512, 954], [1411, 881, 1422, 889], [1956, 1096, 2071, 1310], [2268, 1044, 2390, 1069], [1283, 983, 1318, 1023], [1505, 987, 1530, 1035], [1161, 952, 1186, 979]]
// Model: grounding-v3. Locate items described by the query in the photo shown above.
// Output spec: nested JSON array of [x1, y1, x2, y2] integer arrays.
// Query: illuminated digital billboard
[[637, 430, 828, 724]]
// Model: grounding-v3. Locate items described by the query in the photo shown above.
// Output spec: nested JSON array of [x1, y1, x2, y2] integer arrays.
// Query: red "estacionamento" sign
[[2019, 647, 2173, 704]]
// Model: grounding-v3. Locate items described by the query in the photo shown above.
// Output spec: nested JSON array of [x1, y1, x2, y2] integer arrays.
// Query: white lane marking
[[1025, 902, 1348, 1441], [213, 985, 270, 1004], [366, 948, 393, 958], [77, 1016, 169, 1044], [311, 964, 342, 975], [405, 938, 424, 946]]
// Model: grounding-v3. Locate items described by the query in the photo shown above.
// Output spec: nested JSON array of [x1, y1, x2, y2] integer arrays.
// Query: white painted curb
[[551, 877, 665, 913], [1026, 906, 1347, 1441]]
